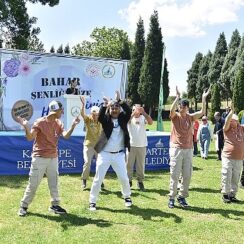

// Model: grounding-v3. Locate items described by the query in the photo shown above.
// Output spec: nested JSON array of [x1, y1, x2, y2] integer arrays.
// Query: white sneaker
[[89, 203, 96, 211], [18, 207, 27, 217], [125, 198, 132, 207]]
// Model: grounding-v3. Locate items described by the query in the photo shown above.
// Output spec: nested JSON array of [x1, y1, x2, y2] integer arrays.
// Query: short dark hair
[[179, 99, 189, 107]]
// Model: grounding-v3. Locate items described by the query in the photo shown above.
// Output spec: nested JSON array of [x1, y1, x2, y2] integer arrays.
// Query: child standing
[[197, 116, 213, 159]]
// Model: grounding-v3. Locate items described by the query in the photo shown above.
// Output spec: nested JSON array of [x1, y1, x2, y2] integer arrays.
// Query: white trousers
[[221, 156, 243, 196], [89, 151, 131, 203], [20, 157, 60, 208]]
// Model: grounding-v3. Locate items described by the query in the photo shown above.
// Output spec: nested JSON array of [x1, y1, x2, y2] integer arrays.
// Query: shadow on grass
[[100, 187, 169, 200], [193, 166, 203, 171], [28, 212, 112, 229], [190, 187, 220, 193], [182, 205, 244, 220], [0, 176, 28, 188], [99, 205, 182, 223]]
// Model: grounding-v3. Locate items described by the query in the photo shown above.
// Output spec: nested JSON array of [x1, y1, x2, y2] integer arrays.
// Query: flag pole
[[156, 45, 166, 131]]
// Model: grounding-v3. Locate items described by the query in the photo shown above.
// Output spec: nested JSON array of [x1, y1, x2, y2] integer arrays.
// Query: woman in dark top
[[66, 79, 79, 95], [214, 112, 225, 160]]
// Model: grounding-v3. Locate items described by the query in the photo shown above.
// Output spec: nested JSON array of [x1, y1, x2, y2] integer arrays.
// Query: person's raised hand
[[176, 86, 180, 98], [16, 116, 28, 127]]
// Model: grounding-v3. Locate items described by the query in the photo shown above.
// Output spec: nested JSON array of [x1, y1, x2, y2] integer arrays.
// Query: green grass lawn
[[146, 120, 171, 132], [1, 123, 244, 244]]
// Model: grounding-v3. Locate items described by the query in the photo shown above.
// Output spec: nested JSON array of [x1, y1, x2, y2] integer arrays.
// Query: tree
[[0, 0, 59, 49], [162, 58, 169, 104], [64, 44, 70, 54], [56, 44, 63, 54], [230, 34, 244, 90], [232, 49, 244, 113], [72, 27, 131, 59], [220, 29, 241, 100], [50, 46, 55, 53], [138, 10, 164, 114], [208, 32, 228, 118], [28, 28, 45, 52], [127, 17, 145, 105], [187, 52, 203, 111], [209, 83, 221, 122], [196, 51, 212, 100]]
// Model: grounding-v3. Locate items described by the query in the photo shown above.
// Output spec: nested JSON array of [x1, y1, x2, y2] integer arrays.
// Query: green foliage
[[0, 0, 59, 49], [28, 31, 45, 52], [231, 34, 244, 90], [187, 52, 203, 111], [209, 83, 221, 121], [238, 110, 244, 123], [220, 29, 241, 98], [208, 32, 228, 85], [72, 27, 131, 59], [232, 60, 244, 113], [138, 10, 163, 109], [50, 46, 55, 53], [196, 51, 212, 101], [162, 58, 169, 104], [64, 44, 70, 54], [56, 44, 63, 54], [127, 17, 145, 105]]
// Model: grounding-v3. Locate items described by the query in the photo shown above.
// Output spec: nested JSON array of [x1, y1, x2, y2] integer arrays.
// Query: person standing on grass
[[89, 91, 132, 211], [197, 116, 213, 160], [80, 96, 103, 190], [17, 100, 80, 217], [221, 104, 244, 203], [238, 110, 244, 189], [193, 120, 199, 156], [214, 112, 225, 161], [127, 104, 153, 191], [168, 86, 211, 209]]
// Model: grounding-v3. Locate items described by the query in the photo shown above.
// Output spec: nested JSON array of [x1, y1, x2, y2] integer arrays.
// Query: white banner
[[0, 49, 128, 131]]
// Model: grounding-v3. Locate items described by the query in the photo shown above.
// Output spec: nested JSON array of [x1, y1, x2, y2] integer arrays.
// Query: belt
[[106, 150, 124, 154]]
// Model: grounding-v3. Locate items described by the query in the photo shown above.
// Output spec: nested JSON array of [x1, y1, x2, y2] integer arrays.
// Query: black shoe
[[18, 207, 28, 217], [229, 196, 240, 202], [101, 182, 105, 189], [222, 194, 231, 203], [168, 199, 175, 208], [82, 179, 87, 189], [137, 182, 145, 191], [49, 205, 67, 214], [129, 181, 132, 187], [177, 197, 189, 208]]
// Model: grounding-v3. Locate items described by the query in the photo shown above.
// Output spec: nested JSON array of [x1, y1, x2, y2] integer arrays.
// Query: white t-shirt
[[128, 115, 148, 147], [103, 119, 124, 152]]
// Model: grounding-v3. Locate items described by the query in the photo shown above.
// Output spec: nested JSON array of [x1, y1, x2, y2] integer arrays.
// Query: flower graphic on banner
[[0, 53, 42, 97], [3, 58, 21, 77]]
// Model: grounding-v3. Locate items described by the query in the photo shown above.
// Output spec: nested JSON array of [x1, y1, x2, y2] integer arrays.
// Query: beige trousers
[[168, 148, 193, 199], [82, 145, 97, 180], [127, 147, 146, 182], [20, 157, 60, 208], [221, 156, 243, 196]]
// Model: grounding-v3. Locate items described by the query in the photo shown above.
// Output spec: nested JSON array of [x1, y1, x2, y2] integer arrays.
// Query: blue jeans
[[200, 139, 210, 158]]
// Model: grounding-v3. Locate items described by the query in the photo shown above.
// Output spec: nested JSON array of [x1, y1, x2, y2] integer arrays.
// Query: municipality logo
[[102, 65, 115, 78], [155, 139, 164, 147], [71, 106, 80, 117]]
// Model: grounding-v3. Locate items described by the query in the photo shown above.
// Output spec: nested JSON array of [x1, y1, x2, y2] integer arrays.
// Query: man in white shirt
[[89, 91, 132, 211], [127, 104, 153, 191]]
